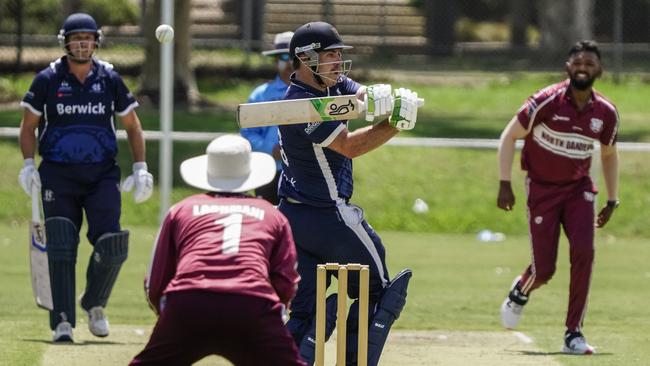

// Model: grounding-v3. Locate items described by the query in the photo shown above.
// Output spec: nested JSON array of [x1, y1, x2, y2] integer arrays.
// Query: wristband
[[133, 162, 148, 172], [606, 200, 619, 209]]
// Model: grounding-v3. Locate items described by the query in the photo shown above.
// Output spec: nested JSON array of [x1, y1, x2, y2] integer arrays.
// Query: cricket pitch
[[42, 326, 560, 365]]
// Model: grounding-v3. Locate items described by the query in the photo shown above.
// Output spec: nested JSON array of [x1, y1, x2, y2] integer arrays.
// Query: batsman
[[18, 13, 153, 342], [278, 22, 423, 365]]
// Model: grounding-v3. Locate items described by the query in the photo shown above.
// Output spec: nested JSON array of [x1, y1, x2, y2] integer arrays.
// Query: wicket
[[315, 263, 370, 366]]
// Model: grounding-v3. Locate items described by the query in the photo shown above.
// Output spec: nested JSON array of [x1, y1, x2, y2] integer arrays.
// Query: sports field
[[1, 225, 648, 365], [1, 73, 649, 365]]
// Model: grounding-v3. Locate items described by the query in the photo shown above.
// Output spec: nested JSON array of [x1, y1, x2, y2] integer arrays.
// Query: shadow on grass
[[23, 338, 134, 346], [518, 350, 614, 357]]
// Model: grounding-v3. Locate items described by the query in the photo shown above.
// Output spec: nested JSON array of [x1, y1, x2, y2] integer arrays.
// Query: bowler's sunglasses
[[278, 53, 290, 61]]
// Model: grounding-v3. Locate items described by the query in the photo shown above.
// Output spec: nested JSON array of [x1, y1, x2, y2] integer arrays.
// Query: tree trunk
[[509, 0, 529, 50], [139, 0, 199, 108], [573, 0, 594, 41], [538, 0, 594, 60], [537, 0, 572, 59], [424, 0, 457, 56], [62, 0, 81, 15]]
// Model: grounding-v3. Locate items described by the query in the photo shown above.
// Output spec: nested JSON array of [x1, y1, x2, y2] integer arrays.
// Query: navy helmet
[[289, 22, 352, 59], [57, 13, 103, 62], [58, 13, 103, 44]]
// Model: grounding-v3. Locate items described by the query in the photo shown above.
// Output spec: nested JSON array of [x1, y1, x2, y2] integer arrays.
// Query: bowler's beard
[[570, 73, 596, 91]]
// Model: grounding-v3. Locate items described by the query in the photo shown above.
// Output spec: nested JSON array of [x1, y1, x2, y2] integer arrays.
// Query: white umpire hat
[[262, 31, 294, 56], [180, 135, 276, 193]]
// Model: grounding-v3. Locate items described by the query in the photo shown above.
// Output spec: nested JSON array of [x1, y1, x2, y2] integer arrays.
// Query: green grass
[[1, 139, 649, 236], [0, 225, 647, 365]]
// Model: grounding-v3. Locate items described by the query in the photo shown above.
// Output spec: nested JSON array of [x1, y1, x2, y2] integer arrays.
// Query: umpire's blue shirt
[[278, 75, 361, 207], [21, 56, 139, 164], [240, 75, 289, 171]]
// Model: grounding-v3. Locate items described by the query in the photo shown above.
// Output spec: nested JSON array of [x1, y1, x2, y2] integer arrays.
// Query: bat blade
[[30, 186, 53, 311], [237, 95, 364, 128]]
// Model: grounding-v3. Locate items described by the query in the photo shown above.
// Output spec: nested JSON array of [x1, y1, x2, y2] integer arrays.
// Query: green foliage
[[0, 0, 61, 34], [0, 0, 138, 35], [455, 17, 510, 42], [79, 0, 139, 26]]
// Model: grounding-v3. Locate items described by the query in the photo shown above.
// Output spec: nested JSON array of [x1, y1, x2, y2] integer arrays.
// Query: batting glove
[[390, 88, 422, 131], [18, 158, 41, 197], [364, 84, 392, 122], [122, 162, 154, 204]]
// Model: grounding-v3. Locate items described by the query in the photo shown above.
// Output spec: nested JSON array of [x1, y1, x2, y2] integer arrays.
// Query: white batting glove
[[364, 84, 393, 122], [18, 158, 41, 197], [121, 162, 154, 204], [390, 88, 423, 131]]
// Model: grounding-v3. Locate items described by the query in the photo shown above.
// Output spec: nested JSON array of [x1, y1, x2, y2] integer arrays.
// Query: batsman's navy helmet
[[289, 22, 352, 59], [59, 13, 100, 38]]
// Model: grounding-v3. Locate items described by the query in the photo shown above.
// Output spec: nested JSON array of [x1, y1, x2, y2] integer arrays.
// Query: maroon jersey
[[145, 193, 299, 314], [516, 80, 619, 184]]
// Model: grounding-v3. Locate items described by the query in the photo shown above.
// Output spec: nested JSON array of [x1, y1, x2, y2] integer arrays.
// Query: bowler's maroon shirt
[[146, 193, 299, 314], [516, 80, 619, 184]]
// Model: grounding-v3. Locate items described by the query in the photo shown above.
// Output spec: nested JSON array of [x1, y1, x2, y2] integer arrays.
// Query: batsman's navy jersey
[[278, 75, 361, 207], [145, 193, 300, 314], [20, 56, 138, 164], [516, 80, 619, 184]]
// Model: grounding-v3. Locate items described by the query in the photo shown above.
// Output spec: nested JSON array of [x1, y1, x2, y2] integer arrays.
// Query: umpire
[[18, 13, 153, 342]]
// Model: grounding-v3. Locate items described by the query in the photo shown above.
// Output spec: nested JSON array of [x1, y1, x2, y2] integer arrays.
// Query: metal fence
[[0, 0, 648, 73]]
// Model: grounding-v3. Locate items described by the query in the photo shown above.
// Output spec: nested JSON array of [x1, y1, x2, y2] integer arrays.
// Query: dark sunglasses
[[278, 53, 290, 61]]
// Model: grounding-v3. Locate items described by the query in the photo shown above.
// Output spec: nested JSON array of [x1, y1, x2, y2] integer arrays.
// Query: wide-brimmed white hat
[[262, 31, 294, 56], [180, 135, 276, 193]]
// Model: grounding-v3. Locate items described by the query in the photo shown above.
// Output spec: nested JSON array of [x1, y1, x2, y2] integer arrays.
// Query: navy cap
[[61, 13, 99, 37], [289, 22, 352, 59]]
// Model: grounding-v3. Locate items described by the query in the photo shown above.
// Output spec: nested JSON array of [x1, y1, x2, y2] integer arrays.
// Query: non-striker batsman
[[18, 12, 153, 342]]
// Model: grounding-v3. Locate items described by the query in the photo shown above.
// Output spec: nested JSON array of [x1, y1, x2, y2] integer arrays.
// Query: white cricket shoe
[[562, 331, 595, 355], [500, 275, 527, 329], [86, 306, 110, 337], [53, 321, 74, 342]]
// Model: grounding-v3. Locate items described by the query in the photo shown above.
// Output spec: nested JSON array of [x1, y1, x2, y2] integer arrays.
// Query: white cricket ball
[[155, 24, 174, 43]]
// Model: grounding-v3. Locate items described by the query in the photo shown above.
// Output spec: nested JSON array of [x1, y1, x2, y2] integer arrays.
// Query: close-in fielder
[[18, 13, 153, 342], [278, 21, 423, 365], [240, 31, 294, 205], [130, 135, 306, 366], [497, 40, 620, 354]]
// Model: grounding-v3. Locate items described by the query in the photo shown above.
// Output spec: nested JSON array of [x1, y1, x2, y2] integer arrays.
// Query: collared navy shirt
[[21, 56, 139, 164], [278, 74, 361, 207]]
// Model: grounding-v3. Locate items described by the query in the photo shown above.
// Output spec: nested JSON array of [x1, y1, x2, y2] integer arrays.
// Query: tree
[[62, 0, 81, 15], [139, 0, 199, 107], [424, 0, 457, 56], [537, 0, 594, 58], [509, 0, 530, 50]]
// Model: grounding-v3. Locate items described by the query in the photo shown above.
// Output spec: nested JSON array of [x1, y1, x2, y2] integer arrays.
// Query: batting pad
[[45, 217, 80, 329], [81, 231, 129, 309], [367, 268, 412, 365]]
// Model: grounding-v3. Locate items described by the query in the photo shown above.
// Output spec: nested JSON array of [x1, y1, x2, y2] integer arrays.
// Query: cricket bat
[[237, 95, 365, 128], [30, 184, 53, 310]]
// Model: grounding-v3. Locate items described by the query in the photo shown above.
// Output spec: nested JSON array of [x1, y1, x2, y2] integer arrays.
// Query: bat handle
[[357, 98, 366, 112]]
